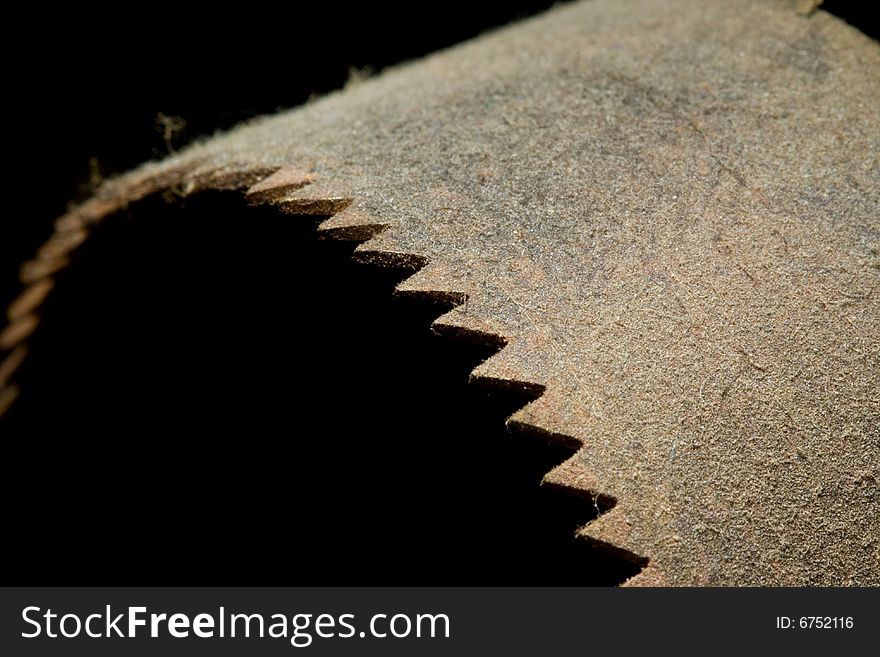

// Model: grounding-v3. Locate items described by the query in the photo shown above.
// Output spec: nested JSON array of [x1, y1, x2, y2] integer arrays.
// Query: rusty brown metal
[[2, 0, 877, 585]]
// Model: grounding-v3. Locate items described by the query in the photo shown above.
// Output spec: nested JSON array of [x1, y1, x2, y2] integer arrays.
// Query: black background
[[1, 2, 875, 585]]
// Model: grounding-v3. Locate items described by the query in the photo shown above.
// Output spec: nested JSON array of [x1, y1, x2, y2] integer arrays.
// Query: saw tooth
[[317, 206, 387, 241], [208, 164, 279, 190], [275, 183, 352, 215], [469, 339, 546, 396], [0, 315, 39, 350], [543, 452, 600, 495], [395, 263, 459, 293], [396, 267, 508, 345], [506, 387, 586, 450], [55, 212, 88, 233], [578, 505, 649, 565], [509, 409, 582, 450], [352, 231, 427, 270], [352, 224, 401, 253], [21, 257, 70, 284], [541, 449, 649, 572], [0, 345, 28, 389], [621, 563, 667, 587], [36, 228, 88, 261], [55, 197, 123, 232], [246, 167, 313, 203], [431, 306, 507, 348], [183, 163, 277, 195], [394, 264, 467, 306], [8, 280, 54, 321]]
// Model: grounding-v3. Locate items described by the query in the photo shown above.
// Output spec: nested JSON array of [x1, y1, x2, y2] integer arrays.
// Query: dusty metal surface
[[2, 0, 878, 584]]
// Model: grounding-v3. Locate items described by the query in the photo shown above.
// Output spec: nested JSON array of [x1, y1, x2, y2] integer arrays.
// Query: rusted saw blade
[[2, 0, 878, 584]]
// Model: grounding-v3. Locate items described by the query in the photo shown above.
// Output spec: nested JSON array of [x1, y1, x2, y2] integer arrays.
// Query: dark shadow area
[[823, 1, 879, 40], [2, 192, 640, 585]]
